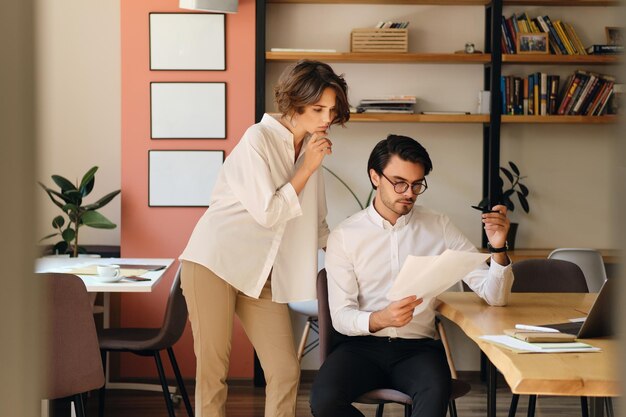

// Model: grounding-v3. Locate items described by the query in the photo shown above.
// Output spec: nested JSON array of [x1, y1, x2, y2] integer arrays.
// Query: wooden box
[[350, 28, 408, 53]]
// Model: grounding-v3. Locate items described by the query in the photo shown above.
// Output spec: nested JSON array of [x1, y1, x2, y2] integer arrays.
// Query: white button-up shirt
[[326, 204, 514, 339], [180, 114, 329, 302]]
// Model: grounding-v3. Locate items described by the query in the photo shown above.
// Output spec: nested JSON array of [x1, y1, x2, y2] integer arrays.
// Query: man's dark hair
[[367, 134, 433, 190]]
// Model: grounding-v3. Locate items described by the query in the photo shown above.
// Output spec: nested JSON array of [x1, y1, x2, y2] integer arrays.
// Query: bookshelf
[[266, 51, 492, 63], [502, 54, 621, 64]]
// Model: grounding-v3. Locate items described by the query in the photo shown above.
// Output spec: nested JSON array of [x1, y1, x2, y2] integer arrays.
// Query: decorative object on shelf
[[605, 26, 623, 46], [476, 161, 529, 250], [39, 166, 121, 257], [351, 28, 408, 53], [465, 42, 475, 54], [356, 95, 416, 114], [517, 33, 549, 55], [179, 0, 237, 13]]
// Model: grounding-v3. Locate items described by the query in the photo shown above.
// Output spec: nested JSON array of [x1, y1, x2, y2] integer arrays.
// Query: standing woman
[[179, 60, 350, 417]]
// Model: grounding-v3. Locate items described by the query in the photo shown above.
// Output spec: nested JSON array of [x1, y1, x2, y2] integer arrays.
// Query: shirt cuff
[[357, 311, 373, 335], [279, 182, 303, 219]]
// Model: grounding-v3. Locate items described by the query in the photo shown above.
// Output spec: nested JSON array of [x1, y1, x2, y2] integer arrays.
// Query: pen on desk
[[471, 205, 499, 214], [514, 324, 559, 333]]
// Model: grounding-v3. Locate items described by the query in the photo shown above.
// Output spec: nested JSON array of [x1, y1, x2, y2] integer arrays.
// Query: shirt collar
[[261, 113, 294, 145], [366, 200, 414, 230]]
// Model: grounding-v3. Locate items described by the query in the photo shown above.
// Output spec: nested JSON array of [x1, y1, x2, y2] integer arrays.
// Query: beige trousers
[[180, 261, 300, 417]]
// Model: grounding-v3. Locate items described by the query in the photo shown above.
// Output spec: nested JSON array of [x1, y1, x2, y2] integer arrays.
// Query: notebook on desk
[[541, 279, 614, 339]]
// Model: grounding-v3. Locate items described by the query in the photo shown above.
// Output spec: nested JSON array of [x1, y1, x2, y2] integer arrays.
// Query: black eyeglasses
[[380, 172, 428, 195]]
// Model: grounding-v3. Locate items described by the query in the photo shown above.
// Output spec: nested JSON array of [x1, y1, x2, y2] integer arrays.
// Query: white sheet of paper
[[480, 335, 601, 353], [386, 249, 490, 301]]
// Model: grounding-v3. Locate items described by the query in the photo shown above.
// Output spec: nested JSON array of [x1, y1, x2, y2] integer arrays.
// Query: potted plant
[[477, 161, 529, 249], [39, 166, 121, 257]]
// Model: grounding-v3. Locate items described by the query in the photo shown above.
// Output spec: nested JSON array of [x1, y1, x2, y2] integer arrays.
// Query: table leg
[[487, 358, 497, 417], [590, 397, 605, 417]]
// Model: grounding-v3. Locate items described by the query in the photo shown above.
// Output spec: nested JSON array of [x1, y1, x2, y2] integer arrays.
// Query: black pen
[[471, 205, 499, 213]]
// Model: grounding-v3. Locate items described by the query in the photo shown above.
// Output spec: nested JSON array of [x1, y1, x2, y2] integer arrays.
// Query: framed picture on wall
[[148, 150, 224, 207], [149, 13, 225, 70], [151, 82, 226, 139]]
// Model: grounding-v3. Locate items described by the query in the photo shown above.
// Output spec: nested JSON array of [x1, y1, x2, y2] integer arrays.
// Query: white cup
[[96, 264, 121, 282]]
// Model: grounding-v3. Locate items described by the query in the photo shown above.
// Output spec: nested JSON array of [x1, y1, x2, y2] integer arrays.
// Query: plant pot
[[507, 222, 519, 250]]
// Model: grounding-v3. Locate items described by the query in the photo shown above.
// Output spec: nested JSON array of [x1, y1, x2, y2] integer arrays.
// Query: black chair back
[[511, 259, 589, 293], [154, 266, 187, 350]]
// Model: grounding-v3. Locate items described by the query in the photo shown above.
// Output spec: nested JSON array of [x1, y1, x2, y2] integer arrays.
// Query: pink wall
[[120, 0, 256, 379]]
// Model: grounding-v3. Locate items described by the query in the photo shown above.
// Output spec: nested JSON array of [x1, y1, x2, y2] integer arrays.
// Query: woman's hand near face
[[290, 132, 332, 195]]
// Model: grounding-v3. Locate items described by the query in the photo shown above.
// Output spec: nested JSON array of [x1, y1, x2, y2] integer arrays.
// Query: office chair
[[97, 266, 193, 417], [508, 258, 589, 417], [43, 273, 105, 417], [548, 248, 608, 293], [288, 300, 319, 361], [317, 269, 470, 417]]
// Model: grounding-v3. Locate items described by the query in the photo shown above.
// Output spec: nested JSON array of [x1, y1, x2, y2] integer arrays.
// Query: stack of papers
[[356, 96, 416, 114], [480, 335, 600, 353]]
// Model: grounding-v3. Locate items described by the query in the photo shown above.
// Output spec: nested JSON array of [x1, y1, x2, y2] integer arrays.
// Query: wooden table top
[[437, 292, 620, 397]]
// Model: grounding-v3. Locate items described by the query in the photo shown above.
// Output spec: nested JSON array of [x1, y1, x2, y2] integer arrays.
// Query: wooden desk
[[437, 293, 619, 416], [478, 248, 621, 265]]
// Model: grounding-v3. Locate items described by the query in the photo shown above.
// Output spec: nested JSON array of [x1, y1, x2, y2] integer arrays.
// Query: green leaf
[[52, 215, 65, 228], [53, 241, 69, 255], [517, 192, 530, 213], [81, 210, 117, 229], [62, 228, 75, 243], [518, 183, 529, 197], [500, 167, 514, 184], [62, 203, 79, 214], [503, 196, 515, 211], [503, 189, 515, 198], [82, 190, 121, 211], [79, 166, 98, 197], [508, 161, 520, 176], [39, 233, 59, 242], [39, 183, 68, 209], [63, 190, 83, 205], [51, 175, 77, 192]]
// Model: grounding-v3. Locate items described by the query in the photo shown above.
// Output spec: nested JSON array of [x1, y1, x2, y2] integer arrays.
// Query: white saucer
[[94, 275, 123, 283]]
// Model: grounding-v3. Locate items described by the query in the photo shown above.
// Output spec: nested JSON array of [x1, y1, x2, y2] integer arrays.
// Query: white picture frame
[[149, 150, 224, 207], [149, 13, 225, 71], [151, 82, 226, 139]]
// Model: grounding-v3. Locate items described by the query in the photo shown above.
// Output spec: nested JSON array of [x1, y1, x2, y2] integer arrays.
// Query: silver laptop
[[542, 278, 614, 339]]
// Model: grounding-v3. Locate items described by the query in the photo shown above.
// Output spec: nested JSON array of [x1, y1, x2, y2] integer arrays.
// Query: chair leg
[[375, 403, 384, 417], [99, 350, 107, 417], [154, 351, 176, 417], [508, 394, 520, 417], [449, 399, 458, 417], [404, 403, 412, 417], [527, 395, 537, 417], [580, 396, 589, 417], [73, 393, 86, 417], [167, 347, 194, 417], [296, 319, 312, 361]]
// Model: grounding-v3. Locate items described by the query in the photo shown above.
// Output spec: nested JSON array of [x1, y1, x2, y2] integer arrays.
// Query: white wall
[[35, 0, 121, 247], [270, 4, 622, 370]]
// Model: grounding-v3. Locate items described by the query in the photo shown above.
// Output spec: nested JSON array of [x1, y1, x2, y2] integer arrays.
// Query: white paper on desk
[[480, 335, 601, 353], [386, 249, 490, 301]]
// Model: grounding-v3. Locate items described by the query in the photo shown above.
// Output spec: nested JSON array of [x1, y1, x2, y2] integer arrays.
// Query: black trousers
[[310, 336, 451, 417]]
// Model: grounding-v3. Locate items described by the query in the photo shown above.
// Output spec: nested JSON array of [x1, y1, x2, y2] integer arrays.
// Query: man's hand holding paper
[[387, 249, 491, 301]]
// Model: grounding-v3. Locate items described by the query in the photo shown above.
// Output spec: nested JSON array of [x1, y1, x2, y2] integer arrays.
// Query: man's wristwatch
[[488, 242, 508, 253]]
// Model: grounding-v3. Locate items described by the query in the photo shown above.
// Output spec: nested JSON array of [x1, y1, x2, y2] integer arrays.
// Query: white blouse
[[325, 204, 514, 339], [179, 114, 329, 302]]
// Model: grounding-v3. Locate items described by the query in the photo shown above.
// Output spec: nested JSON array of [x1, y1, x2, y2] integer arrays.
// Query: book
[[420, 111, 471, 115], [564, 22, 587, 55], [540, 72, 548, 115], [504, 329, 577, 343], [586, 44, 624, 54], [542, 15, 568, 55], [480, 335, 600, 353], [270, 48, 337, 53]]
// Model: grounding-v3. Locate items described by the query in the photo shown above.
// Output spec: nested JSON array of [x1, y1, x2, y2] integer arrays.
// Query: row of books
[[374, 21, 410, 29], [500, 71, 616, 116], [355, 96, 416, 114], [501, 13, 586, 55]]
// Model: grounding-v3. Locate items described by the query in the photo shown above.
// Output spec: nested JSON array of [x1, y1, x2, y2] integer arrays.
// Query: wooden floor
[[63, 373, 615, 417]]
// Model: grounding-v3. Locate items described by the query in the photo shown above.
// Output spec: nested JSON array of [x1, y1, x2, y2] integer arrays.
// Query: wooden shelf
[[266, 51, 491, 63], [348, 113, 489, 123], [501, 115, 619, 124], [503, 0, 618, 6], [268, 0, 490, 4], [503, 54, 621, 64]]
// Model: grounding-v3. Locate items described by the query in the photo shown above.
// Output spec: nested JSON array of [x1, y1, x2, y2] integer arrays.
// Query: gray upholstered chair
[[317, 269, 470, 417], [97, 265, 193, 417], [548, 248, 608, 293], [508, 258, 590, 417], [43, 273, 105, 417]]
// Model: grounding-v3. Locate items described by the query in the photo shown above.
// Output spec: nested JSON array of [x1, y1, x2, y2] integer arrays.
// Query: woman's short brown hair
[[274, 60, 350, 126]]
